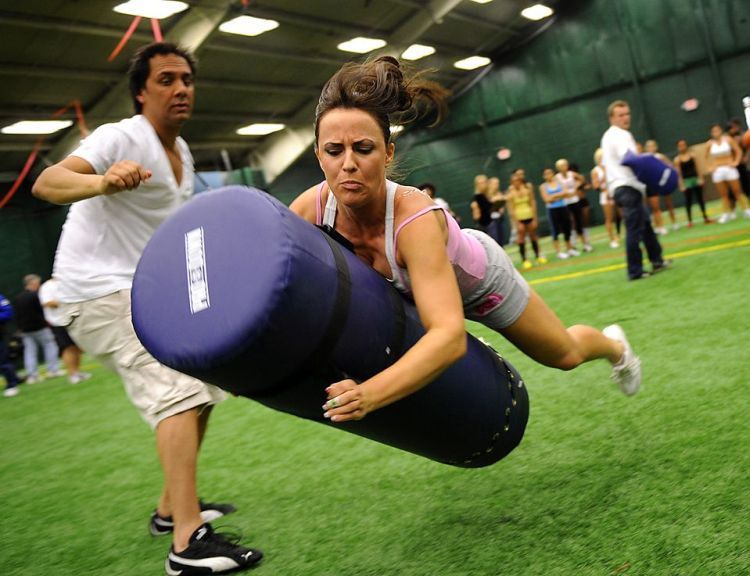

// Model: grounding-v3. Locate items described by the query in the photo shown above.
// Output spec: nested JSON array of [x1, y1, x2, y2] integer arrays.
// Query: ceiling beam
[[385, 0, 520, 34], [191, 111, 293, 124], [0, 64, 318, 97], [0, 107, 286, 125], [207, 40, 345, 67], [0, 142, 53, 152], [0, 64, 121, 83], [187, 140, 259, 150], [0, 10, 154, 42], [199, 78, 320, 97]]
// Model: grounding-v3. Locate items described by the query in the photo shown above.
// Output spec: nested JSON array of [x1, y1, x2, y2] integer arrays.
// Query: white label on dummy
[[659, 168, 671, 187], [185, 227, 210, 314]]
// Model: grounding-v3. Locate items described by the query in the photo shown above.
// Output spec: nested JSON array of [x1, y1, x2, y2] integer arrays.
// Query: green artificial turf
[[1, 215, 749, 576]]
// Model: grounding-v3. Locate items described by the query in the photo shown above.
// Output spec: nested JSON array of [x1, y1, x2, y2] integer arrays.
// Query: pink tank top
[[316, 180, 487, 297]]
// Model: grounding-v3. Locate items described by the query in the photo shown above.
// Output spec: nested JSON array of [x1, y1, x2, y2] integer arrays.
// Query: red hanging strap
[[108, 15, 142, 62], [108, 15, 165, 62], [0, 139, 43, 210], [151, 18, 163, 42]]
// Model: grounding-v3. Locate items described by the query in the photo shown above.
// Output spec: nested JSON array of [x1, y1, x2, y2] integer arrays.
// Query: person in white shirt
[[601, 100, 669, 280], [33, 42, 261, 575]]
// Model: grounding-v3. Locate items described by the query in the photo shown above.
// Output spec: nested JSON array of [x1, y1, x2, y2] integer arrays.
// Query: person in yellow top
[[507, 172, 547, 269]]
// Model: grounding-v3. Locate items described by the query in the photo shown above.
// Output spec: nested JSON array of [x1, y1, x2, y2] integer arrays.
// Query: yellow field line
[[530, 237, 750, 285]]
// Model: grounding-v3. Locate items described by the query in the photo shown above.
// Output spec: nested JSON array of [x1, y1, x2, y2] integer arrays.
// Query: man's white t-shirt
[[53, 115, 194, 303], [601, 125, 645, 194]]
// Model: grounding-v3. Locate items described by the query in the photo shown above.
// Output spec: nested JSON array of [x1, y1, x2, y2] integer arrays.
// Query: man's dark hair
[[128, 42, 197, 114]]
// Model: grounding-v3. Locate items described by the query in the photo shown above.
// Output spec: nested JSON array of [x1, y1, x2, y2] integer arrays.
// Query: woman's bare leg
[[500, 290, 623, 370]]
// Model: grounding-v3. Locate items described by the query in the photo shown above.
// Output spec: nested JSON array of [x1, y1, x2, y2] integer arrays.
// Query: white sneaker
[[602, 324, 641, 396], [671, 223, 680, 231], [744, 209, 750, 218], [46, 370, 66, 379], [729, 212, 737, 220], [609, 240, 620, 248], [69, 372, 92, 385], [718, 213, 730, 224], [3, 387, 19, 398], [557, 252, 569, 260], [26, 375, 40, 384], [583, 244, 593, 252], [655, 226, 668, 235], [568, 248, 580, 257]]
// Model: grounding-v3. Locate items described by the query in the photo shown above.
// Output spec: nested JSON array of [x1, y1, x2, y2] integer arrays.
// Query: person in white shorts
[[33, 42, 262, 575], [703, 123, 750, 223], [591, 148, 619, 248]]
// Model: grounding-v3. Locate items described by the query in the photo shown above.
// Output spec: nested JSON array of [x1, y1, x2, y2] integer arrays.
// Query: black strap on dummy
[[385, 283, 407, 362], [310, 229, 353, 367]]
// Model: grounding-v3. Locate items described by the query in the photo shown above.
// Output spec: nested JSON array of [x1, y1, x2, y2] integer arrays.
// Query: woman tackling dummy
[[290, 57, 641, 423]]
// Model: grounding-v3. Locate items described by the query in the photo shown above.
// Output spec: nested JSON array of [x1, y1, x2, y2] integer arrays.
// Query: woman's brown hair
[[314, 56, 449, 147]]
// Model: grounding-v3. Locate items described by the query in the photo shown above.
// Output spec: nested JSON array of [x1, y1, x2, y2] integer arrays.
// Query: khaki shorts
[[59, 290, 226, 429]]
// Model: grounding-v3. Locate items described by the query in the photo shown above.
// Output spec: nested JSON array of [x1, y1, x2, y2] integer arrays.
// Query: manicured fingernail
[[323, 411, 330, 418]]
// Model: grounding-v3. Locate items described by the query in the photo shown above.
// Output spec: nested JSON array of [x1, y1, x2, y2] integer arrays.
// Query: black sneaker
[[165, 523, 262, 575], [629, 271, 652, 281], [652, 259, 673, 273], [150, 501, 238, 536]]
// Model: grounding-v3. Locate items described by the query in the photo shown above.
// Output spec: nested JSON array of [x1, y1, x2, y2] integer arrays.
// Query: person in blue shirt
[[0, 294, 22, 398]]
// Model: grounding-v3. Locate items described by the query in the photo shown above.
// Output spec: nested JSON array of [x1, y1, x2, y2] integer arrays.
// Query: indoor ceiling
[[0, 0, 560, 187]]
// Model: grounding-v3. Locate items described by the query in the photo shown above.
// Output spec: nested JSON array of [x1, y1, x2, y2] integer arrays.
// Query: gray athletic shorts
[[58, 290, 226, 430], [462, 229, 531, 330]]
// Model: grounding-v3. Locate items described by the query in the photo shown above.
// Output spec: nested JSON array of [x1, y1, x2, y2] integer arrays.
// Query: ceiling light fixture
[[1, 120, 74, 135], [236, 123, 286, 136], [219, 15, 280, 37], [337, 37, 387, 54], [470, 0, 494, 4], [113, 0, 188, 19], [453, 56, 491, 71], [401, 44, 436, 61], [521, 4, 554, 21]]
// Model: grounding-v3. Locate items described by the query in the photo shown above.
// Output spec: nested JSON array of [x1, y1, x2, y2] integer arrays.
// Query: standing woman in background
[[591, 149, 619, 248], [470, 174, 500, 244], [507, 172, 546, 269], [555, 159, 591, 252], [645, 140, 679, 231], [540, 168, 575, 259], [569, 162, 594, 247], [487, 176, 508, 246], [673, 139, 712, 227], [704, 123, 750, 223]]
